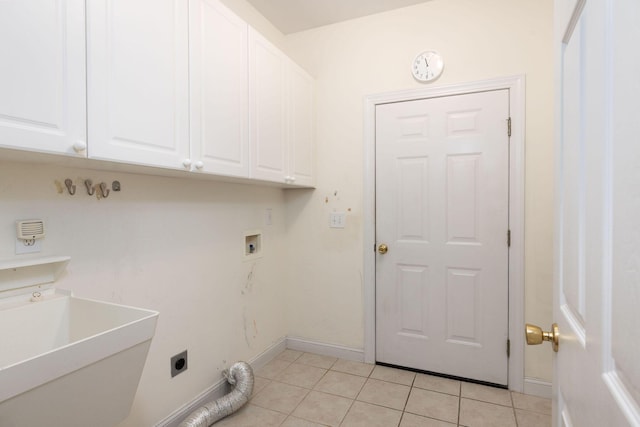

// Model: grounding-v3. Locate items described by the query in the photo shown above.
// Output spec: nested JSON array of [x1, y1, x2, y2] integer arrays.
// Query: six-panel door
[[375, 90, 510, 385]]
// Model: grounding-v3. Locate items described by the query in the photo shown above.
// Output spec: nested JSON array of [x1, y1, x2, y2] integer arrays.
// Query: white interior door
[[375, 90, 510, 385], [553, 0, 640, 425]]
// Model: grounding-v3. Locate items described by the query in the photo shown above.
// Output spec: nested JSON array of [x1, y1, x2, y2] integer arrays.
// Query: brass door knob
[[378, 244, 388, 254], [525, 323, 559, 352]]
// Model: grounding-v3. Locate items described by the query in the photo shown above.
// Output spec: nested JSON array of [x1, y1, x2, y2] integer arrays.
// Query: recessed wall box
[[244, 230, 262, 260], [16, 220, 45, 240]]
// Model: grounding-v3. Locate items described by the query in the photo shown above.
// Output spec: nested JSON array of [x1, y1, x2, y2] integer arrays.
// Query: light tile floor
[[215, 349, 552, 427]]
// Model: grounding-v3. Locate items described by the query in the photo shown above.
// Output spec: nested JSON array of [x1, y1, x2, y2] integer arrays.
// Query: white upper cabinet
[[189, 0, 249, 177], [249, 28, 288, 183], [287, 61, 315, 187], [249, 28, 315, 186], [0, 0, 87, 156], [86, 0, 191, 170], [2, 1, 314, 187]]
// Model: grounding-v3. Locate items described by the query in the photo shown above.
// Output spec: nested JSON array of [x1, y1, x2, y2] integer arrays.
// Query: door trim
[[363, 75, 526, 392]]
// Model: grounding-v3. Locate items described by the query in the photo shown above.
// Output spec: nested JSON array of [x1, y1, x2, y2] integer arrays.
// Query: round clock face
[[411, 51, 444, 82]]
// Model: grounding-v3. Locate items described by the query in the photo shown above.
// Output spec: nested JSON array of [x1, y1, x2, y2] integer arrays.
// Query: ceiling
[[246, 0, 433, 34]]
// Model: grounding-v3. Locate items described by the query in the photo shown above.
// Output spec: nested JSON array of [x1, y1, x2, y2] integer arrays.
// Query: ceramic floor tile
[[313, 370, 367, 399], [251, 375, 271, 398], [250, 380, 309, 414], [413, 374, 460, 396], [458, 398, 517, 427], [515, 409, 551, 427], [278, 349, 304, 362], [370, 365, 416, 386], [461, 382, 512, 407], [357, 378, 411, 411], [511, 392, 552, 415], [213, 404, 287, 426], [340, 401, 403, 427], [291, 390, 353, 427], [256, 358, 292, 380], [331, 358, 375, 377], [281, 415, 328, 427], [400, 413, 457, 427], [276, 362, 328, 389], [297, 352, 338, 369], [404, 388, 459, 424]]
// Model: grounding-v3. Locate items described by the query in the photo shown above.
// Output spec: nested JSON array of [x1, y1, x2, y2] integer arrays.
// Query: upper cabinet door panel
[[189, 0, 248, 177], [0, 0, 86, 156], [87, 0, 190, 169], [287, 61, 315, 187], [249, 28, 287, 182]]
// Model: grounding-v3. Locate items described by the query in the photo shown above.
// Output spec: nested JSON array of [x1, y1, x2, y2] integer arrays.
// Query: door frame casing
[[363, 75, 525, 392]]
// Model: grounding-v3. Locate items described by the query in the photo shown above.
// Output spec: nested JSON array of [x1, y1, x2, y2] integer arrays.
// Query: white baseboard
[[523, 377, 553, 399], [286, 336, 364, 362], [155, 337, 287, 427]]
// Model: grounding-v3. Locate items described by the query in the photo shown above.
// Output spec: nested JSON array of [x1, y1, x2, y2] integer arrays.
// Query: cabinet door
[[189, 0, 248, 176], [0, 0, 86, 156], [249, 28, 287, 183], [287, 61, 315, 187], [87, 0, 190, 169]]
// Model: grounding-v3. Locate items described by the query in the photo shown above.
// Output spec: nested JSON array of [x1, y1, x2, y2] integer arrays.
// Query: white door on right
[[553, 0, 640, 425]]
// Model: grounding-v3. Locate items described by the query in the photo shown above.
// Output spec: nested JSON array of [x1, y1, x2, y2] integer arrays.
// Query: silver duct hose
[[178, 361, 254, 427]]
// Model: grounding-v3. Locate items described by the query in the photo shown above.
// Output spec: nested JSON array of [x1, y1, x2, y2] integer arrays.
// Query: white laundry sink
[[0, 257, 159, 427]]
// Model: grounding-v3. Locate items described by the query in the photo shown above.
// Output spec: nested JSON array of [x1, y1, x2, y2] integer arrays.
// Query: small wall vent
[[17, 220, 45, 240]]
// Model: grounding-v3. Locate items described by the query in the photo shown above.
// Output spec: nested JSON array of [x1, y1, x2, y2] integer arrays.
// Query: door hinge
[[507, 339, 511, 357], [507, 229, 511, 247], [507, 117, 512, 137]]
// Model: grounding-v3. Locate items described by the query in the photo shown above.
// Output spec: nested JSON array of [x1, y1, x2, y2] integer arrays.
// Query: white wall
[[283, 0, 555, 382], [0, 160, 288, 426]]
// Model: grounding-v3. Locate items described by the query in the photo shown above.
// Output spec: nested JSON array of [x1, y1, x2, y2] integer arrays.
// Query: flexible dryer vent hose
[[178, 361, 254, 427]]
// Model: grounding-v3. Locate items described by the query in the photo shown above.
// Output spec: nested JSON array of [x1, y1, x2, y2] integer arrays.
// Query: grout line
[[510, 391, 519, 427], [457, 384, 462, 427], [337, 396, 357, 427]]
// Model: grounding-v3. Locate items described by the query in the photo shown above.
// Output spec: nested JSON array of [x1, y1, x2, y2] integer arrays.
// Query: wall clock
[[411, 50, 444, 82]]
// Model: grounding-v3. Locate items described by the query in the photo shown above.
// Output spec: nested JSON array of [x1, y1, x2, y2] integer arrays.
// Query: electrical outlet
[[171, 350, 188, 377], [15, 238, 42, 254]]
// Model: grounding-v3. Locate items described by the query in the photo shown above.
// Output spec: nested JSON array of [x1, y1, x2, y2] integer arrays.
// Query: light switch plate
[[329, 212, 346, 228]]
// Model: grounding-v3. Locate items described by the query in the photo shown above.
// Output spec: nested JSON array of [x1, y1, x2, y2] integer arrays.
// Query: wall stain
[[242, 309, 251, 347], [242, 262, 256, 295], [54, 180, 64, 194]]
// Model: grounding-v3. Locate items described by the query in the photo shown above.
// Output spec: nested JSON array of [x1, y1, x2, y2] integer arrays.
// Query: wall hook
[[99, 182, 110, 198], [84, 179, 95, 196], [64, 179, 76, 195]]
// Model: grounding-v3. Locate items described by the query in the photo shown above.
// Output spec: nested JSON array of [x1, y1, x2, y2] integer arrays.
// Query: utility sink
[[0, 257, 159, 427]]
